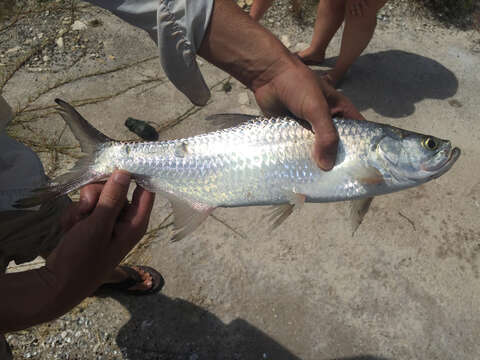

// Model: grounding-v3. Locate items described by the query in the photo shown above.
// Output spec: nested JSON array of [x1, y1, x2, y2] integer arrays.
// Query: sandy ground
[[2, 1, 480, 359]]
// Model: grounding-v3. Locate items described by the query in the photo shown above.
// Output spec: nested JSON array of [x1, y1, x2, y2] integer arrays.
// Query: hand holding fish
[[253, 57, 366, 170], [1, 171, 155, 332], [43, 171, 154, 317], [198, 0, 362, 170]]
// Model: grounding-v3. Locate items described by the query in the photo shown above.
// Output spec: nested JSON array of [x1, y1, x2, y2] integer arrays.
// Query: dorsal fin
[[205, 113, 258, 130], [206, 113, 314, 132]]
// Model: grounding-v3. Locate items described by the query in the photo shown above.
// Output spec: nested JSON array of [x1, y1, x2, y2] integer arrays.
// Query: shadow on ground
[[318, 50, 458, 118], [101, 292, 389, 360]]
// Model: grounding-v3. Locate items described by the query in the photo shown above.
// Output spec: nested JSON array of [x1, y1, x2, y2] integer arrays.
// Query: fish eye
[[422, 137, 438, 151]]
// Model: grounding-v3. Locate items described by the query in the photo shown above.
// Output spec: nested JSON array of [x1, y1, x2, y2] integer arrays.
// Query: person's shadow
[[318, 50, 458, 118], [101, 292, 390, 360]]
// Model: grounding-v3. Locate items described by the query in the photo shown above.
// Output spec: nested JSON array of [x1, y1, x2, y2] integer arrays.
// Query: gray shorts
[[0, 95, 68, 272]]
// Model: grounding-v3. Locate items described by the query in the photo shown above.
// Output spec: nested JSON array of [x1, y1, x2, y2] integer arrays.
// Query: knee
[[323, 0, 346, 11], [344, 0, 380, 26]]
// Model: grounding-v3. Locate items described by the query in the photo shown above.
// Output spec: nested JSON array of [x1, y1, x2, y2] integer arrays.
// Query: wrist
[[197, 0, 295, 90]]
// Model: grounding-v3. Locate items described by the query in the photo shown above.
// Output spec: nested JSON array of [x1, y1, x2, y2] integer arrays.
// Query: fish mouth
[[428, 147, 461, 179]]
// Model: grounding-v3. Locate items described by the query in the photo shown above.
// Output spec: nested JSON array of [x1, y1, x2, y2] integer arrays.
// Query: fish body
[[16, 100, 460, 239]]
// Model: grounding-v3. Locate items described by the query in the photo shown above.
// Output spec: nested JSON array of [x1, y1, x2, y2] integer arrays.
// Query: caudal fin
[[14, 99, 112, 208]]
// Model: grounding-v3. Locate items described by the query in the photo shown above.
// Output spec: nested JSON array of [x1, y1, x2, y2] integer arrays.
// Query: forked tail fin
[[14, 99, 112, 208]]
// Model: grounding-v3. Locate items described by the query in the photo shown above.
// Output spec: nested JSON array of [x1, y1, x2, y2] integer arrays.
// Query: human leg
[[297, 0, 346, 64], [327, 0, 388, 85], [250, 0, 274, 21]]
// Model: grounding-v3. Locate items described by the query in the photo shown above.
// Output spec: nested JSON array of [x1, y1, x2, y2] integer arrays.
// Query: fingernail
[[317, 159, 333, 171], [113, 171, 130, 185]]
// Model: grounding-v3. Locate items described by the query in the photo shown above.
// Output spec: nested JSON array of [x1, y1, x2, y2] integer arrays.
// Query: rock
[[43, 55, 49, 62], [238, 92, 249, 105], [71, 20, 87, 31], [56, 37, 64, 48], [280, 35, 291, 48], [293, 42, 309, 52], [6, 46, 21, 54], [240, 105, 260, 116]]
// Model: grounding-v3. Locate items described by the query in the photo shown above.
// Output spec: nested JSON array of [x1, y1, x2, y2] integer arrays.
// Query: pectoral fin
[[353, 166, 384, 185], [267, 192, 306, 230]]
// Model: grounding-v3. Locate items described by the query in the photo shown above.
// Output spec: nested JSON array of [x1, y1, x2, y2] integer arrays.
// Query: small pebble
[[56, 37, 64, 48], [280, 35, 291, 48], [71, 20, 87, 31]]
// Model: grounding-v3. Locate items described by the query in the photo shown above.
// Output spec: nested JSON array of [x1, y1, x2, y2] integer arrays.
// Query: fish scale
[[94, 118, 389, 206]]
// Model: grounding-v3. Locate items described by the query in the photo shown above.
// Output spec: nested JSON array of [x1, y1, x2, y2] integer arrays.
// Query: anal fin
[[267, 192, 306, 230], [349, 197, 374, 236]]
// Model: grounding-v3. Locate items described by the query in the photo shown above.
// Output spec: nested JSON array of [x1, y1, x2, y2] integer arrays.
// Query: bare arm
[[198, 0, 364, 170], [0, 171, 154, 332]]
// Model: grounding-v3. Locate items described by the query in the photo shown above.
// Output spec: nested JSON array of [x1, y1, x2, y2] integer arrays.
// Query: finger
[[330, 102, 366, 121], [78, 183, 104, 214], [305, 103, 339, 171], [350, 2, 359, 16], [120, 185, 155, 229], [113, 186, 155, 256], [61, 202, 82, 231], [93, 170, 131, 227], [350, 4, 356, 16], [356, 3, 362, 16]]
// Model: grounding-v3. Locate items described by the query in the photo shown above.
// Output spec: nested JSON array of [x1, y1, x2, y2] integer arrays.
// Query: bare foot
[[107, 265, 153, 291], [124, 266, 152, 291], [321, 70, 342, 88], [296, 48, 326, 66]]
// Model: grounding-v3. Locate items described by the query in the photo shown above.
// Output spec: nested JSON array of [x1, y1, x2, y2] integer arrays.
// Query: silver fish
[[16, 99, 460, 240]]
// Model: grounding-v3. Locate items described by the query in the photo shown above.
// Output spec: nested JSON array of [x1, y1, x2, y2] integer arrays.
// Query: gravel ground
[[2, 1, 479, 359]]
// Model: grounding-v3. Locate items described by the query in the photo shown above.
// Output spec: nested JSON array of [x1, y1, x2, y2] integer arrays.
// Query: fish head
[[377, 128, 460, 184]]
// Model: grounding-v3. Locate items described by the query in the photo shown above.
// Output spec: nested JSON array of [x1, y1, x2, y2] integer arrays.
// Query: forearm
[[0, 267, 65, 332], [198, 0, 295, 91]]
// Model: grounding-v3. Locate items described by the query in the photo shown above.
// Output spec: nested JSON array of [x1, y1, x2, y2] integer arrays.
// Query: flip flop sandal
[[98, 265, 165, 296]]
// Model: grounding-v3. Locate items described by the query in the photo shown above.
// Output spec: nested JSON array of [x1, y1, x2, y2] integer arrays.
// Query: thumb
[[93, 170, 131, 228], [305, 104, 339, 171]]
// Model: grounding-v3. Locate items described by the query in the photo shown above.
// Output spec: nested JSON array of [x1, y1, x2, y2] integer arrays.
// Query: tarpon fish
[[16, 99, 460, 240]]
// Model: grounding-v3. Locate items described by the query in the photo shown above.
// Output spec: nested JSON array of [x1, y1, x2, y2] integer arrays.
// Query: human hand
[[347, 0, 369, 16], [46, 170, 155, 305], [253, 58, 341, 170], [319, 79, 366, 121], [196, 0, 363, 169]]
